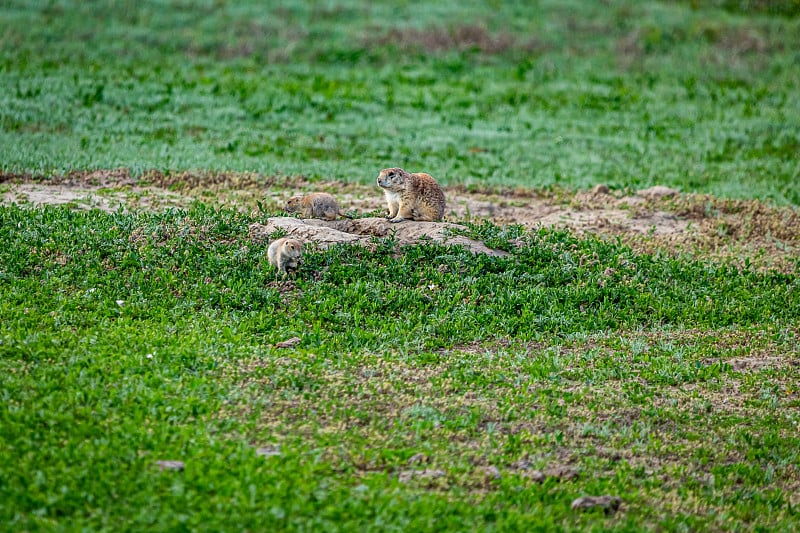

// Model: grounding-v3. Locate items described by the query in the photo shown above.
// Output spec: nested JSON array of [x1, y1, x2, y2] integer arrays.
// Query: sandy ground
[[2, 170, 798, 272]]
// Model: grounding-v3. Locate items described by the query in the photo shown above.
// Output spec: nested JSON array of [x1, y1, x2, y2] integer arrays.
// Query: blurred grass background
[[1, 0, 798, 202]]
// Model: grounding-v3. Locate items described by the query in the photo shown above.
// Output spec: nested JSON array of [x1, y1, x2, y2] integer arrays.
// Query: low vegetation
[[2, 0, 799, 530], [1, 0, 799, 203], [1, 202, 799, 530]]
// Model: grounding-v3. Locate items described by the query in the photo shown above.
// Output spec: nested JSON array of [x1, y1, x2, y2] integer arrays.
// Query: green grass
[[2, 0, 800, 530], [1, 204, 799, 530], [1, 0, 800, 203]]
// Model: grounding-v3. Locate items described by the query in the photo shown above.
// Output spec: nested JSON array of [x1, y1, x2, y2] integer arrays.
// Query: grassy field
[[2, 203, 799, 530], [2, 1, 800, 531], [2, 0, 799, 202]]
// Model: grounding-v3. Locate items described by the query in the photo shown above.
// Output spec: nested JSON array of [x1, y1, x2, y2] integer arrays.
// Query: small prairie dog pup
[[284, 192, 350, 221], [376, 167, 445, 223], [267, 237, 303, 275]]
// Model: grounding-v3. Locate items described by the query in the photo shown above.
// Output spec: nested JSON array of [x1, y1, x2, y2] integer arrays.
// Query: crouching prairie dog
[[284, 192, 351, 221], [376, 167, 445, 223], [267, 237, 303, 275]]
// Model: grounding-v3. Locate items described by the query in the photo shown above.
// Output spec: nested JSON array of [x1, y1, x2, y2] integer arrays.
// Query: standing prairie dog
[[284, 192, 351, 221], [267, 237, 303, 276], [377, 168, 445, 223]]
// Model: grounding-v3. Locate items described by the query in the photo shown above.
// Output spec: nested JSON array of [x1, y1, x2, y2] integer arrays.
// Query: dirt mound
[[248, 217, 509, 256], [2, 170, 798, 271], [636, 185, 680, 199]]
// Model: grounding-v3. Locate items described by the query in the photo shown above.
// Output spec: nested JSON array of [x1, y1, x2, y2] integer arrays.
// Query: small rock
[[511, 458, 533, 469], [155, 460, 185, 471], [407, 453, 428, 465], [571, 495, 622, 514], [522, 469, 546, 482], [482, 465, 501, 480], [397, 469, 445, 483], [256, 445, 281, 458], [275, 337, 301, 349], [592, 184, 611, 195], [511, 459, 547, 482], [545, 465, 581, 481], [637, 185, 679, 199]]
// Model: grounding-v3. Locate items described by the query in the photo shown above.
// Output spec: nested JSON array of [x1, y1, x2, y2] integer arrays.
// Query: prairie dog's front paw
[[388, 217, 405, 223]]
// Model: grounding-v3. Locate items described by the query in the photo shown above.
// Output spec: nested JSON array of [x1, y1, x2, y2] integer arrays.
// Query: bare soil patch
[[2, 170, 798, 271], [2, 182, 189, 212], [366, 24, 546, 55]]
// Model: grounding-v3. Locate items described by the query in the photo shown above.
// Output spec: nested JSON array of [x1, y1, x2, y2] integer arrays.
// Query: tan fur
[[267, 237, 303, 275], [284, 192, 350, 221], [376, 168, 445, 223]]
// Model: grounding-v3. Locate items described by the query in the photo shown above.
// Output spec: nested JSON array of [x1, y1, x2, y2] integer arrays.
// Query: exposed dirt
[[2, 170, 798, 271], [218, 324, 800, 505], [365, 24, 547, 56], [2, 182, 189, 212]]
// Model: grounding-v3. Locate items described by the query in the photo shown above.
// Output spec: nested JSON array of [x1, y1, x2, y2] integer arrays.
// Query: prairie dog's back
[[408, 172, 445, 219], [285, 192, 346, 220]]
